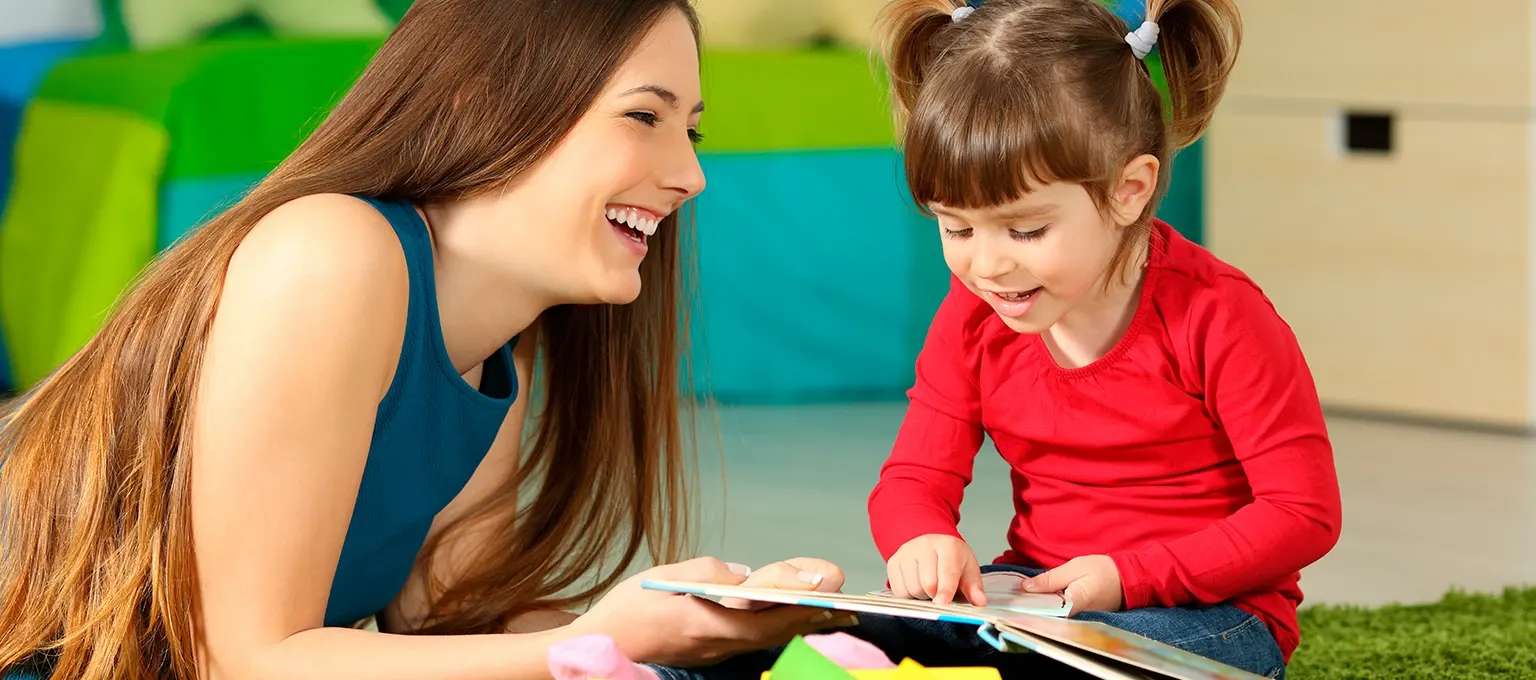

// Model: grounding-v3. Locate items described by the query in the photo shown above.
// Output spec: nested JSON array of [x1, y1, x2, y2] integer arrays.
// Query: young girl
[[0, 2, 853, 678], [864, 0, 1343, 677]]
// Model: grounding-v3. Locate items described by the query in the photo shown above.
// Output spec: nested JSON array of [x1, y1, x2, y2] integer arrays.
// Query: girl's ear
[[1110, 154, 1160, 227]]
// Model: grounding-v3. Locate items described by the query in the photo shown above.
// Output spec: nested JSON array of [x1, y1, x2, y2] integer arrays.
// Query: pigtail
[[875, 0, 967, 129], [1143, 0, 1242, 149]]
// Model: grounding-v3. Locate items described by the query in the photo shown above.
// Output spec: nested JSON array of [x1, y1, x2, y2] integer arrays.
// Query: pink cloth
[[547, 635, 660, 680], [805, 632, 898, 669]]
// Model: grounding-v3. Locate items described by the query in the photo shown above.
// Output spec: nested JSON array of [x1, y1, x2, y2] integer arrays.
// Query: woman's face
[[467, 8, 706, 306]]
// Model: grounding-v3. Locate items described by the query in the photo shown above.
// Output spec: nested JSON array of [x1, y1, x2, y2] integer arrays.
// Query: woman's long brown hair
[[0, 1, 702, 677]]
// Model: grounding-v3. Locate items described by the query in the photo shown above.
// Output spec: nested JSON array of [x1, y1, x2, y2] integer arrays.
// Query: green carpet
[[1289, 587, 1536, 679]]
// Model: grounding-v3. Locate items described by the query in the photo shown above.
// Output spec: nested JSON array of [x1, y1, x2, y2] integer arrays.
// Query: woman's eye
[[628, 111, 659, 127]]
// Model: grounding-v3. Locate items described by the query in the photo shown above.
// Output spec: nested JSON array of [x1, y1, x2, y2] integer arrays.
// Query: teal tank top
[[323, 196, 519, 626], [0, 196, 519, 680]]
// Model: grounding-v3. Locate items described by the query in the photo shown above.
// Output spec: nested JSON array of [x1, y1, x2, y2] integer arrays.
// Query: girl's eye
[[942, 227, 973, 239], [1011, 226, 1048, 241]]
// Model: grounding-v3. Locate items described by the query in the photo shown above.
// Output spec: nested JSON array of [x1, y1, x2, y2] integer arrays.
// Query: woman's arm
[[189, 194, 571, 680]]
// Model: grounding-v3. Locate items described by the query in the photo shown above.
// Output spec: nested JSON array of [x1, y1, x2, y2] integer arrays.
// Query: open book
[[641, 573, 1268, 680]]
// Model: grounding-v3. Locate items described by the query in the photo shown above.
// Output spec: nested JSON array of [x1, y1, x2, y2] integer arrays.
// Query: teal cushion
[[158, 172, 263, 249], [689, 148, 946, 403]]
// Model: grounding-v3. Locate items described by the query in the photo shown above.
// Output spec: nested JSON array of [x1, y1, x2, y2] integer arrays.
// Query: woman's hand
[[718, 556, 845, 611], [572, 557, 858, 668]]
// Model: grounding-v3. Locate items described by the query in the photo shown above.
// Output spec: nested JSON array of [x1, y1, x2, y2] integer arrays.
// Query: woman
[[0, 1, 854, 678]]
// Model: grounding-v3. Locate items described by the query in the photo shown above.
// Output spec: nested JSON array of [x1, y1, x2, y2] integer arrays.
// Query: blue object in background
[[689, 148, 945, 404], [1161, 139, 1204, 244], [0, 38, 91, 222], [0, 102, 16, 407], [0, 38, 90, 394], [158, 173, 264, 250], [1111, 0, 1145, 24], [0, 39, 89, 103]]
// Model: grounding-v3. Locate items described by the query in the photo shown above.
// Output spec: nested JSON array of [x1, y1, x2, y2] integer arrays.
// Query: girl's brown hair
[[0, 0, 702, 677], [876, 0, 1241, 281]]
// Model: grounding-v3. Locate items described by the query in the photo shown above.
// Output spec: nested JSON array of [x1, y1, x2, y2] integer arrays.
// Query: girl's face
[[931, 157, 1158, 335], [461, 9, 706, 306]]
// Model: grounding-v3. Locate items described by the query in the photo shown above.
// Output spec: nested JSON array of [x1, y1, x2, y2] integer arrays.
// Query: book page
[[867, 570, 1073, 617]]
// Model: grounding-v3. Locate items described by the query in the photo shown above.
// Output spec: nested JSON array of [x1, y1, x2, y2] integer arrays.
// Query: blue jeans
[[649, 565, 1286, 680]]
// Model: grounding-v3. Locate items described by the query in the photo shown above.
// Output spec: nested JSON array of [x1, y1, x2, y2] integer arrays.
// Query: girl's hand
[[885, 534, 987, 607], [1021, 555, 1124, 615], [572, 557, 858, 668]]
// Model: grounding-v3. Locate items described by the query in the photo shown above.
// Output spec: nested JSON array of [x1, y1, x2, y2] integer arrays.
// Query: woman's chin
[[594, 275, 642, 305]]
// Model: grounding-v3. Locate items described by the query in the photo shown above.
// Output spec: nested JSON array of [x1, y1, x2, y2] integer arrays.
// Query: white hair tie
[[1125, 20, 1160, 59], [952, 6, 976, 22]]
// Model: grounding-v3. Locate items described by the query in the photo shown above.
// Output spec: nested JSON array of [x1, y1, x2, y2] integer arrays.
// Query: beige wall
[[1206, 103, 1532, 428], [1228, 0, 1532, 109], [1205, 0, 1536, 428]]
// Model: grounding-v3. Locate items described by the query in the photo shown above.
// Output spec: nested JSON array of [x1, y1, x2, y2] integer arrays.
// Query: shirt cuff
[[1107, 550, 1150, 611], [873, 511, 964, 560]]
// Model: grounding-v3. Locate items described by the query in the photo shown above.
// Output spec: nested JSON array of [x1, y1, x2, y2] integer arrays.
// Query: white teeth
[[606, 207, 663, 236]]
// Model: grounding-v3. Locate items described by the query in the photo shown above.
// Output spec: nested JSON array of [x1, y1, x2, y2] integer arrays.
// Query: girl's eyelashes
[[1011, 226, 1048, 241], [939, 226, 1048, 241]]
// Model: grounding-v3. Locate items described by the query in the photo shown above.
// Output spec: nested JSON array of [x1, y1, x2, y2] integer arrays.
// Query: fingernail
[[797, 571, 824, 585], [728, 562, 752, 576], [836, 614, 860, 627], [810, 610, 836, 623]]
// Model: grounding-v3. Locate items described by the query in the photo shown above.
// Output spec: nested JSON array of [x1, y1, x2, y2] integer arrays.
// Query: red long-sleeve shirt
[[868, 221, 1342, 662]]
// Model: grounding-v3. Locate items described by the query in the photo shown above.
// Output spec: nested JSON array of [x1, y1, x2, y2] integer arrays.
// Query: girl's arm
[[189, 194, 570, 680], [1107, 275, 1344, 610], [868, 278, 989, 559]]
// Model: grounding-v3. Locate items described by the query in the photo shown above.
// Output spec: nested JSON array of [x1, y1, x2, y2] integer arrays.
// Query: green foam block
[[35, 36, 381, 179], [697, 49, 895, 152], [0, 101, 167, 388], [34, 40, 894, 183], [766, 637, 857, 680]]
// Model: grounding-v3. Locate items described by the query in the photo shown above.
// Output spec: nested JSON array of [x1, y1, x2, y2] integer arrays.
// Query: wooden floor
[[695, 403, 1536, 607]]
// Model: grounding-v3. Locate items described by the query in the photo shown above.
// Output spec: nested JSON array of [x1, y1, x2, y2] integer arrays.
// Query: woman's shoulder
[[237, 193, 409, 280], [217, 193, 413, 395]]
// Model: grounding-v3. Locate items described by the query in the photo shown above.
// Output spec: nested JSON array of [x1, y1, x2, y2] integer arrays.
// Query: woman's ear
[[1110, 154, 1160, 227]]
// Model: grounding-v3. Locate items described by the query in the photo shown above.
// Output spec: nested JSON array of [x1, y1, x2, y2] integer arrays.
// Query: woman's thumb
[[650, 557, 754, 585]]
